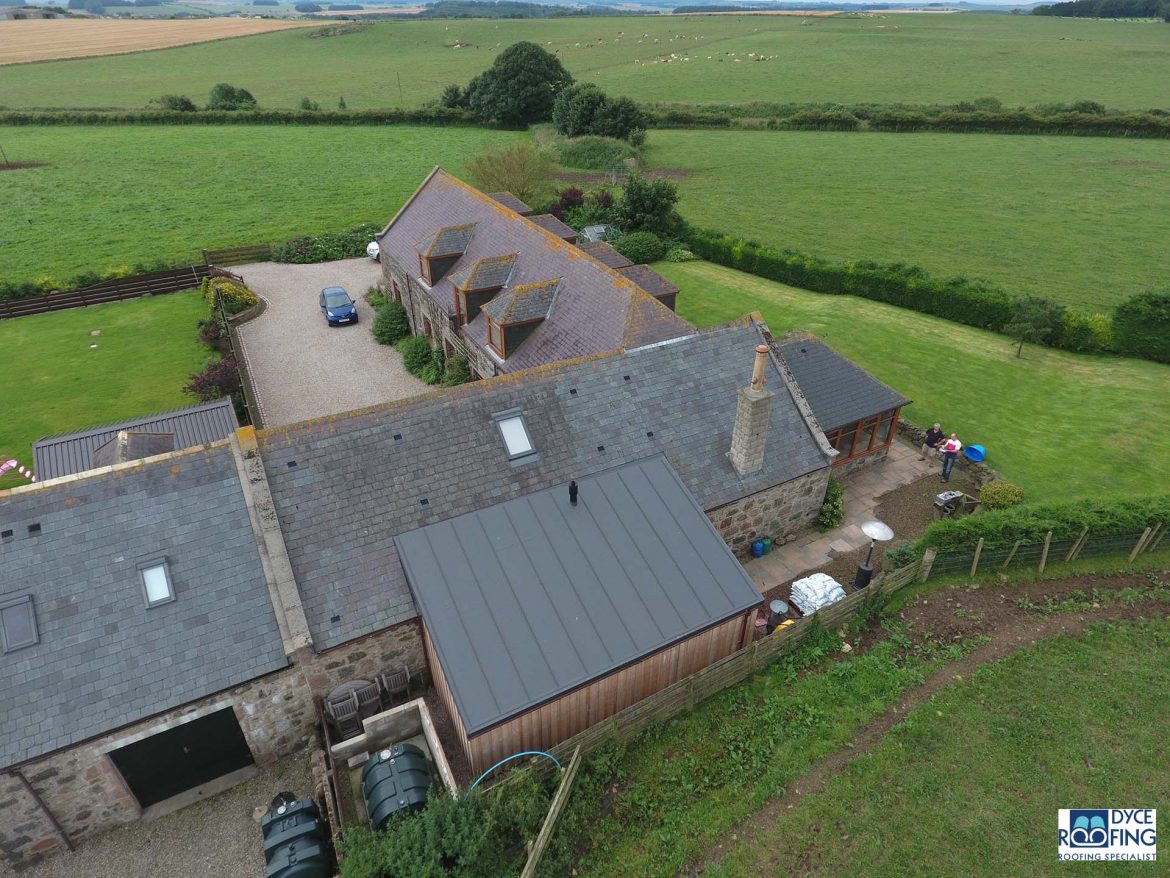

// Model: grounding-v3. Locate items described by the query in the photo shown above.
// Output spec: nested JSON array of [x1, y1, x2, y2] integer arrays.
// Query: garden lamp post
[[853, 519, 895, 590]]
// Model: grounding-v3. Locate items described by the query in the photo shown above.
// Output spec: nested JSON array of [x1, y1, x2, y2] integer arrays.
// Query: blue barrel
[[964, 444, 986, 463], [751, 540, 765, 558]]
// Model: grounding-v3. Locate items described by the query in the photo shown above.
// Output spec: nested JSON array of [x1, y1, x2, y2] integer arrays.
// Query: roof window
[[494, 411, 535, 460], [1, 596, 39, 653], [139, 559, 175, 608]]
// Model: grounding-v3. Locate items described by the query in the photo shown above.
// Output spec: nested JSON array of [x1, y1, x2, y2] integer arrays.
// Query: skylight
[[0, 596, 38, 653], [139, 559, 175, 607], [495, 412, 535, 460]]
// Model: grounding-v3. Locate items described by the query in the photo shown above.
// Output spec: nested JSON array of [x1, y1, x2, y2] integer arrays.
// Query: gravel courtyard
[[233, 258, 427, 427]]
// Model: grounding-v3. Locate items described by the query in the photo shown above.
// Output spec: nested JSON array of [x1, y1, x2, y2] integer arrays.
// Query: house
[[376, 168, 692, 379]]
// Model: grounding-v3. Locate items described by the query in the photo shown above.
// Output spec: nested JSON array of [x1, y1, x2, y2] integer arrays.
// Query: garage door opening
[[108, 708, 255, 812]]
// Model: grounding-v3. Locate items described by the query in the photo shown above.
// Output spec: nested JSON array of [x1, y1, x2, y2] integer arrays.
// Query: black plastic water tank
[[260, 798, 330, 878], [360, 743, 432, 830]]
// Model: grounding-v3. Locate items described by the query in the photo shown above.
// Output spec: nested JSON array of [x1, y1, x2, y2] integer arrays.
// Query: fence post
[[969, 538, 984, 577], [1038, 531, 1053, 573], [1129, 527, 1153, 563], [918, 548, 936, 582], [1150, 524, 1167, 554], [1001, 540, 1021, 571], [201, 248, 211, 265], [1065, 527, 1089, 562], [1141, 522, 1162, 556]]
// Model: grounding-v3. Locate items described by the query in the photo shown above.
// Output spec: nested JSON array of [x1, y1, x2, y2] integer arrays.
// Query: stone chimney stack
[[729, 344, 775, 476]]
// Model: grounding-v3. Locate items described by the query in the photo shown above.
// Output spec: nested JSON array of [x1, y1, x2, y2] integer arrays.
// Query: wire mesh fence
[[929, 525, 1164, 578]]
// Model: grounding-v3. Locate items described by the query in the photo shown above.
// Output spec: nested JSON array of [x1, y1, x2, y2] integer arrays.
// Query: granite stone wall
[[708, 467, 831, 558]]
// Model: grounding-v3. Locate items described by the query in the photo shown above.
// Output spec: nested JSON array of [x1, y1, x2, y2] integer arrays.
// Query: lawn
[[663, 260, 1170, 504], [0, 124, 518, 285], [1, 15, 1168, 110], [705, 616, 1170, 877], [652, 129, 1170, 313], [0, 291, 210, 488]]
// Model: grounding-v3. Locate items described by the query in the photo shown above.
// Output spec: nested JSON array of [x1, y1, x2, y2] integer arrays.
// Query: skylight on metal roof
[[494, 412, 535, 460]]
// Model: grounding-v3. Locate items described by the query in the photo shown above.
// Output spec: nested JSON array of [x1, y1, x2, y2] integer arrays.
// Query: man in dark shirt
[[920, 423, 945, 460]]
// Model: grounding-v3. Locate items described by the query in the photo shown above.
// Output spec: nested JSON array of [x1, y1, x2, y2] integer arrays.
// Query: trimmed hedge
[[274, 223, 379, 263], [613, 231, 667, 264], [919, 494, 1170, 553], [1113, 291, 1170, 363], [0, 108, 478, 126], [979, 481, 1025, 510]]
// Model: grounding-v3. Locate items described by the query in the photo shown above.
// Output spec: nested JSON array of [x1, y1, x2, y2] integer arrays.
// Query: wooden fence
[[0, 266, 213, 319], [202, 243, 274, 266]]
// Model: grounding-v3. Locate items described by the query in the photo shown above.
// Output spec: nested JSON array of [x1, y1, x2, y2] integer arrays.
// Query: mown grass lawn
[[0, 124, 518, 285], [662, 260, 1169, 505], [705, 615, 1170, 878], [651, 129, 1170, 313], [1, 15, 1167, 110], [0, 292, 208, 488]]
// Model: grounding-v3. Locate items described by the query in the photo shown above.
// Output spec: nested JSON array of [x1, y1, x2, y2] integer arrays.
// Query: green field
[[653, 129, 1170, 313], [664, 260, 1170, 503], [1, 15, 1168, 110], [0, 125, 517, 285], [0, 291, 209, 487], [706, 616, 1170, 877]]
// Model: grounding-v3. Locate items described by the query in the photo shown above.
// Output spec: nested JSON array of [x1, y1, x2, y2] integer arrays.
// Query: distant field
[[0, 18, 316, 65], [653, 129, 1170, 312], [0, 125, 518, 284], [0, 14, 1168, 109]]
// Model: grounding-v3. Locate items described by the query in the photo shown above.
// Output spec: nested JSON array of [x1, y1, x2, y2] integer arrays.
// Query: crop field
[[664, 260, 1170, 504], [0, 18, 317, 66], [0, 125, 518, 285], [0, 14, 1168, 110], [653, 129, 1170, 313]]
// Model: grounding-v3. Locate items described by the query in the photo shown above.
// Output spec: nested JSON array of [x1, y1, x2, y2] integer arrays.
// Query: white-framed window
[[494, 411, 535, 460], [0, 595, 38, 653], [139, 559, 175, 608]]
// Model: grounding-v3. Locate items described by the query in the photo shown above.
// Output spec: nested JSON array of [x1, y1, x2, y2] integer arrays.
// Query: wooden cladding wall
[[440, 613, 753, 774]]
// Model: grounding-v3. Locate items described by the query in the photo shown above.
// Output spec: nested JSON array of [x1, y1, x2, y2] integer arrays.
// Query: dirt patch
[[687, 569, 1170, 875], [551, 168, 692, 185], [875, 465, 979, 545], [0, 162, 47, 171]]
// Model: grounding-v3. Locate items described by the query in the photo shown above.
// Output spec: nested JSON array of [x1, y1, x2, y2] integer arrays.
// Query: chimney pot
[[750, 344, 769, 391], [569, 480, 578, 505]]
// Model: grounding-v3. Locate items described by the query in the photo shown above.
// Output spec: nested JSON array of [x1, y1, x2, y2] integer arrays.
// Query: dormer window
[[487, 319, 504, 356], [0, 596, 38, 653], [494, 410, 535, 460], [480, 279, 559, 360], [414, 224, 475, 285], [139, 558, 175, 607]]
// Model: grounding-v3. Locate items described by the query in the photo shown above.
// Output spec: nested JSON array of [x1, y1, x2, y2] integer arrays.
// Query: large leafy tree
[[553, 83, 647, 141], [466, 41, 572, 126], [614, 174, 684, 239]]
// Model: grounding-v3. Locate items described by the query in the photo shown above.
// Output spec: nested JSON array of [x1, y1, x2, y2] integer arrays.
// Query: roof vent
[[419, 498, 429, 507], [287, 460, 298, 468], [569, 388, 578, 397], [597, 445, 605, 453], [646, 431, 654, 438], [1, 529, 12, 541], [393, 433, 403, 441], [27, 523, 41, 536], [623, 375, 631, 382], [569, 480, 578, 505]]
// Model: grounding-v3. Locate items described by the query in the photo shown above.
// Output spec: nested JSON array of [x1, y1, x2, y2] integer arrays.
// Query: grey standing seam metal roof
[[776, 336, 911, 431], [259, 318, 831, 650], [617, 264, 680, 299], [396, 455, 762, 736], [480, 279, 560, 325], [526, 214, 578, 240], [378, 168, 691, 372], [488, 192, 532, 215], [576, 241, 632, 269], [0, 444, 288, 769], [32, 399, 240, 482]]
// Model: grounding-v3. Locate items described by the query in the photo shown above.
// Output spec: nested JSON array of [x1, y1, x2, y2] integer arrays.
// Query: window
[[494, 411, 535, 460], [139, 559, 175, 607], [487, 319, 502, 355], [0, 596, 38, 653]]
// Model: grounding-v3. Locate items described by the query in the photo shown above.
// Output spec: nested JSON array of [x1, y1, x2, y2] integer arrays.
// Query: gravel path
[[0, 750, 313, 878], [233, 258, 427, 427]]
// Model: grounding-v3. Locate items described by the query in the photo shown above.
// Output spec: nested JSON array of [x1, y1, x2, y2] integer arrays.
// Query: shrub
[[613, 231, 667, 264], [979, 481, 1025, 510], [298, 97, 320, 112], [152, 94, 197, 112], [365, 286, 389, 310], [273, 223, 380, 263], [372, 301, 410, 345], [442, 353, 471, 386], [552, 83, 648, 141], [396, 335, 433, 376], [1114, 290, 1170, 363], [816, 475, 845, 531], [197, 317, 231, 354], [1057, 309, 1113, 352], [465, 141, 552, 204], [419, 348, 446, 385], [615, 174, 684, 238], [201, 276, 258, 315], [207, 83, 257, 111], [664, 246, 697, 262], [184, 355, 241, 402], [564, 194, 617, 230], [884, 541, 921, 569], [558, 135, 635, 170]]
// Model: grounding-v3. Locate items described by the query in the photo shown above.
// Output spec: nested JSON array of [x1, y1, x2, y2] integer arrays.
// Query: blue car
[[320, 287, 358, 326]]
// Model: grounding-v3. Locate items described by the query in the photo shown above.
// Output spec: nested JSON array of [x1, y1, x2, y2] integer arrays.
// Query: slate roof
[[377, 168, 692, 372], [33, 399, 239, 482], [488, 192, 531, 215], [397, 455, 761, 736], [618, 264, 679, 299], [527, 214, 578, 241], [259, 318, 830, 650], [481, 279, 560, 325], [577, 240, 632, 269], [446, 253, 517, 292], [0, 444, 288, 769], [415, 223, 475, 258], [776, 335, 911, 431]]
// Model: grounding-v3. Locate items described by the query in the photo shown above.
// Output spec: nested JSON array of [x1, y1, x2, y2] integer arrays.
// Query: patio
[[744, 440, 938, 593]]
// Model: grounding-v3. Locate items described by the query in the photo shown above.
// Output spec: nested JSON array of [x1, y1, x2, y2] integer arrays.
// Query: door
[[108, 707, 254, 808]]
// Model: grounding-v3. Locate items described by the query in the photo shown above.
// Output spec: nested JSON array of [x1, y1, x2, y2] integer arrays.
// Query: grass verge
[[661, 260, 1170, 504]]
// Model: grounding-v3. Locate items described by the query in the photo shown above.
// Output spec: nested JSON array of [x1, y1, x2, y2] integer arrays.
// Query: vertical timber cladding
[[441, 614, 751, 774], [106, 708, 254, 808]]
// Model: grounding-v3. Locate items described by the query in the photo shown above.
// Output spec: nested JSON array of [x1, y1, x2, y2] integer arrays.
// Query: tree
[[552, 83, 648, 142], [298, 96, 320, 111], [207, 83, 257, 111], [439, 84, 468, 109], [465, 141, 552, 204], [293, 1, 321, 9], [153, 94, 197, 112], [1004, 297, 1064, 357], [465, 41, 572, 126], [1114, 290, 1170, 362], [337, 95, 347, 110], [614, 174, 683, 238]]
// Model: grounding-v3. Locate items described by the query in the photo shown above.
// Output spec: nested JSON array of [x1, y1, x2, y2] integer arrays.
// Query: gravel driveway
[[233, 258, 427, 427], [0, 750, 313, 878]]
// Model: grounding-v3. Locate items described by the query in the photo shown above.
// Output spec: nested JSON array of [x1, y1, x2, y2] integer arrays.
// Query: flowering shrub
[[273, 223, 380, 264], [184, 355, 241, 402]]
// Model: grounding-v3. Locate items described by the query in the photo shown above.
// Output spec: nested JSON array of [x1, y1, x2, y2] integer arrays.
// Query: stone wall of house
[[0, 771, 67, 863], [303, 619, 426, 697], [708, 467, 831, 559], [832, 444, 892, 478]]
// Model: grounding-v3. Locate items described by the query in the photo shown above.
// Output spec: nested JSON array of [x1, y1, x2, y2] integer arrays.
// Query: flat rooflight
[[495, 413, 535, 460], [139, 559, 175, 607]]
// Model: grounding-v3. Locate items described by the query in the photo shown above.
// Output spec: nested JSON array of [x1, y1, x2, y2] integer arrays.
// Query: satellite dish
[[861, 520, 894, 542]]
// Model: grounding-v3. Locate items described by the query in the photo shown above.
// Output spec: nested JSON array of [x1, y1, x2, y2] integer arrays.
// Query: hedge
[[1113, 291, 1170, 363], [274, 223, 380, 263], [919, 494, 1170, 553], [0, 258, 194, 302], [0, 107, 478, 127]]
